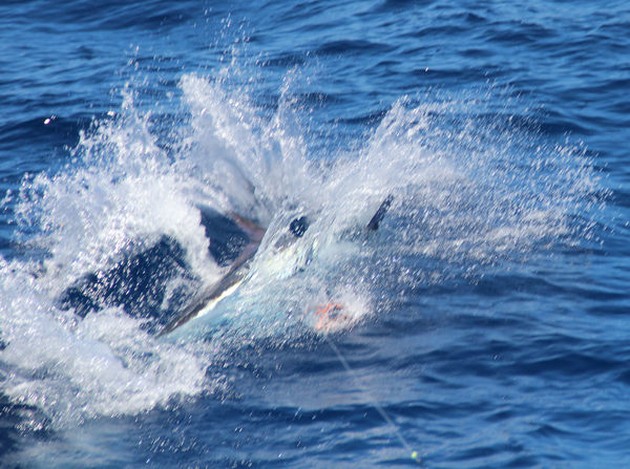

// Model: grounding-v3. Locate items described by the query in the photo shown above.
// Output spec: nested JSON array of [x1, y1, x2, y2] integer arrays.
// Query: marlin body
[[159, 196, 393, 338]]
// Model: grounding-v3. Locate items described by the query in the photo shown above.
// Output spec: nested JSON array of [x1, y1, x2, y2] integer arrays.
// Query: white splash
[[0, 70, 600, 430]]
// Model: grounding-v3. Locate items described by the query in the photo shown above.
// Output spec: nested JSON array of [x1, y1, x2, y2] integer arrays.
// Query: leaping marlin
[[158, 195, 394, 337]]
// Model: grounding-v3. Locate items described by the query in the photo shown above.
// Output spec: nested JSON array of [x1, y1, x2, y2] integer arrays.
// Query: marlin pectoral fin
[[366, 195, 394, 231]]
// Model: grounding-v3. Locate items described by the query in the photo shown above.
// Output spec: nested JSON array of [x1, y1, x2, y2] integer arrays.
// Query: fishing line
[[322, 333, 422, 465], [309, 194, 421, 463]]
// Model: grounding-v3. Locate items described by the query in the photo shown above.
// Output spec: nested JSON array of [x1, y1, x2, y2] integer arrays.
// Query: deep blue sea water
[[1, 1, 629, 467]]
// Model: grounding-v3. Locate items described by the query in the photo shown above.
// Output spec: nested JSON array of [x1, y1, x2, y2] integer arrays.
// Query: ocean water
[[0, 0, 628, 467]]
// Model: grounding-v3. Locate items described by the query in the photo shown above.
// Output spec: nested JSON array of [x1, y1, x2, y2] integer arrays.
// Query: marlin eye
[[289, 216, 309, 238]]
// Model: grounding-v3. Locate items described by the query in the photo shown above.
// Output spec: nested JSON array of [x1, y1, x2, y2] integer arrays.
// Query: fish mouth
[[159, 210, 320, 337]]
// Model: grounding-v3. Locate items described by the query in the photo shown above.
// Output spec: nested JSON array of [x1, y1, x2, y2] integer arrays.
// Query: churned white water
[[0, 68, 598, 430]]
